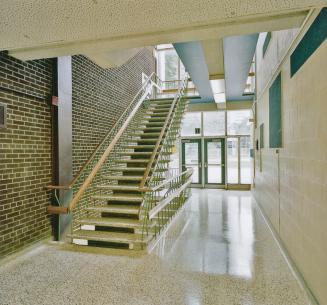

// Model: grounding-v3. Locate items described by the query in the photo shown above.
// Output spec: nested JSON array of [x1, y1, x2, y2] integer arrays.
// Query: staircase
[[46, 73, 193, 250]]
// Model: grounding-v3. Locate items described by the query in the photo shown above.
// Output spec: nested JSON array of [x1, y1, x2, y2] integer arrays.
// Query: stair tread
[[131, 132, 161, 136], [86, 204, 140, 214], [114, 159, 150, 163], [70, 230, 145, 243], [102, 175, 143, 181], [78, 217, 142, 228], [121, 152, 153, 155], [96, 185, 141, 191], [92, 194, 143, 202], [109, 167, 146, 171]]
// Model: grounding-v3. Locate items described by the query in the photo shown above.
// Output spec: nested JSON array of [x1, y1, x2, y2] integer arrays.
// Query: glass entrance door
[[182, 139, 202, 186], [204, 139, 225, 185]]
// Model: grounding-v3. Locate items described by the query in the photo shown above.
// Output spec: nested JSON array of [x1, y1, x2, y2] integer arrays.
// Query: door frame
[[181, 138, 202, 187], [181, 137, 226, 188], [204, 138, 225, 187]]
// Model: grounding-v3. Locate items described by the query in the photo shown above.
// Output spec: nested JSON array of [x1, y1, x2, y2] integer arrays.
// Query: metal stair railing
[[139, 76, 193, 243], [45, 72, 162, 215]]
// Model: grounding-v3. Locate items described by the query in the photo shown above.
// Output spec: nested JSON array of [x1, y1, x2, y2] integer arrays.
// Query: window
[[203, 111, 225, 136], [156, 45, 186, 84], [240, 137, 252, 184], [181, 112, 201, 137], [227, 110, 252, 135]]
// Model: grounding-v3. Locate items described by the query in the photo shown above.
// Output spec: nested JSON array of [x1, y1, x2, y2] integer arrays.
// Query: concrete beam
[[9, 11, 308, 61], [201, 39, 224, 77]]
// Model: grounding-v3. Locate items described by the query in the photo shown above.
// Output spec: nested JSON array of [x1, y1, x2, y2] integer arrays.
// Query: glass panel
[[180, 61, 186, 80], [207, 165, 222, 184], [207, 142, 221, 164], [181, 112, 202, 136], [184, 141, 200, 184], [184, 143, 199, 164], [240, 137, 252, 184], [227, 110, 252, 135], [186, 165, 199, 183], [227, 138, 238, 183], [203, 111, 225, 136], [164, 49, 178, 81], [206, 141, 222, 184], [157, 49, 179, 84]]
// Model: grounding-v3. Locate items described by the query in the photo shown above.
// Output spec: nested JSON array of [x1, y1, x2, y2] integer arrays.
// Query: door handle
[[204, 163, 208, 168]]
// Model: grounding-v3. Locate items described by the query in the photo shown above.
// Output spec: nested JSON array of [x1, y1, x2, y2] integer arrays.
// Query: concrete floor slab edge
[[252, 195, 320, 305]]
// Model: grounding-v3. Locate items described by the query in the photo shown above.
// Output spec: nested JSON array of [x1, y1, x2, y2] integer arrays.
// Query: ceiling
[[1, 0, 325, 61]]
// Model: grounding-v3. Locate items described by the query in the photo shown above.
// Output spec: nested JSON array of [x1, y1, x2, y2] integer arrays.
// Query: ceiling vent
[[0, 103, 7, 128]]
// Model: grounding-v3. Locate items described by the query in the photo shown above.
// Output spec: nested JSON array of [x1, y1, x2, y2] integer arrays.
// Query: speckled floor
[[0, 189, 312, 305]]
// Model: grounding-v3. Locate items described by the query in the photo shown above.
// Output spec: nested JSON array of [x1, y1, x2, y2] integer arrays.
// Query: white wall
[[253, 14, 327, 305]]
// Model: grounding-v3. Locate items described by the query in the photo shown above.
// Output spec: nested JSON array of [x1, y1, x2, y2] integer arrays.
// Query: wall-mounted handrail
[[46, 72, 161, 213]]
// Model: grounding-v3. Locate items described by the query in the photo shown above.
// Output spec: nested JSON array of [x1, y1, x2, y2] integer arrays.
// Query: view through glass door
[[182, 138, 225, 187], [181, 139, 202, 185], [204, 139, 225, 186]]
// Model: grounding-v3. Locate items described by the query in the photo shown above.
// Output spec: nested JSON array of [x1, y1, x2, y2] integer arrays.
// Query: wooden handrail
[[45, 72, 157, 192], [139, 78, 187, 188], [66, 74, 157, 212]]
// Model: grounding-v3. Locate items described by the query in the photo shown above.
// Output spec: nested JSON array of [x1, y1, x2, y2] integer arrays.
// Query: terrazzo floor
[[0, 189, 312, 305]]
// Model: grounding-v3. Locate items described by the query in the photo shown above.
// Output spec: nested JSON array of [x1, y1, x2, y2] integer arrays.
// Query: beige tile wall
[[253, 22, 327, 305]]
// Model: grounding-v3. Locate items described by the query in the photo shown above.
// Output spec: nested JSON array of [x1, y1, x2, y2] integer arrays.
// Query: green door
[[204, 138, 225, 185], [182, 139, 202, 185]]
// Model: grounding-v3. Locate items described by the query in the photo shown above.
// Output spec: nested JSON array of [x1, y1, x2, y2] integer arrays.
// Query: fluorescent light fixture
[[210, 79, 226, 103]]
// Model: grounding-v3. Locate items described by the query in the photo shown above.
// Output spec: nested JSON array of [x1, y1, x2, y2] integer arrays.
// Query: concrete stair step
[[145, 110, 169, 115], [135, 126, 164, 131], [142, 115, 167, 119], [101, 175, 143, 181], [131, 132, 161, 137], [92, 194, 143, 202], [114, 159, 150, 164], [121, 152, 154, 156], [77, 217, 142, 229], [86, 204, 140, 215], [122, 145, 157, 149], [109, 166, 146, 171], [148, 100, 173, 105], [69, 230, 149, 247], [95, 184, 141, 191], [130, 134, 160, 139], [139, 121, 165, 126], [134, 138, 159, 142]]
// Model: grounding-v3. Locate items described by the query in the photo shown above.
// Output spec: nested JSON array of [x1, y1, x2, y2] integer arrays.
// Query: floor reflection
[[155, 189, 254, 279]]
